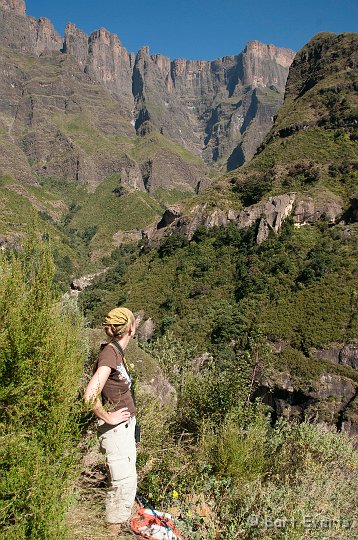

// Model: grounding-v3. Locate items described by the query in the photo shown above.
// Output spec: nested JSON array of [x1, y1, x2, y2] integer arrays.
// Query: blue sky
[[26, 0, 357, 60]]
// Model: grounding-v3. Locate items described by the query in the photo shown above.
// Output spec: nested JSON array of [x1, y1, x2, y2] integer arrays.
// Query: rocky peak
[[245, 40, 295, 68], [64, 23, 134, 115], [0, 0, 26, 16], [63, 23, 88, 67], [242, 40, 295, 92], [139, 45, 150, 55], [0, 0, 62, 55], [29, 16, 63, 55], [62, 21, 295, 167]]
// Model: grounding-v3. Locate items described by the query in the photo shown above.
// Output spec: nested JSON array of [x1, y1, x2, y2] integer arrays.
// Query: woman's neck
[[116, 333, 130, 351]]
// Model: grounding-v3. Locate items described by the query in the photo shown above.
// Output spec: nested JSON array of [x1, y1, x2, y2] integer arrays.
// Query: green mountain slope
[[82, 32, 358, 432], [228, 32, 357, 206]]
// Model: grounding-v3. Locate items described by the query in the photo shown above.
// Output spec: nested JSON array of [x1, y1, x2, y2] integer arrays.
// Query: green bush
[[0, 237, 86, 539]]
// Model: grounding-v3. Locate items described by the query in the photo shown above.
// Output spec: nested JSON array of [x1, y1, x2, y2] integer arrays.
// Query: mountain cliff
[[0, 0, 62, 54], [0, 0, 294, 189], [64, 25, 295, 167], [95, 32, 357, 434]]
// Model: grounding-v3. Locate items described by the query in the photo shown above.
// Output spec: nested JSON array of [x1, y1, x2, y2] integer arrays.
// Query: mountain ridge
[[0, 0, 295, 171]]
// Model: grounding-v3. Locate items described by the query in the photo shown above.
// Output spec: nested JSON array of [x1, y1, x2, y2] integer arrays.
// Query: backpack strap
[[110, 340, 136, 407]]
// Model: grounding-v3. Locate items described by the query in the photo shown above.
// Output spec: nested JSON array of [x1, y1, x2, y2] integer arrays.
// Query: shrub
[[158, 233, 189, 258], [0, 236, 86, 539]]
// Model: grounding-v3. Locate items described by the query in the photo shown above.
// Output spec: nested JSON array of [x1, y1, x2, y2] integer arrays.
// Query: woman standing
[[84, 307, 137, 536]]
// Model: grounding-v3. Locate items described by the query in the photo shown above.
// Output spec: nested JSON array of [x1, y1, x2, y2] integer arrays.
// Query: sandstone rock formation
[[62, 22, 295, 169], [237, 193, 296, 243], [0, 0, 25, 16], [0, 0, 295, 195], [70, 271, 107, 291], [147, 188, 347, 245], [137, 318, 155, 341], [255, 367, 357, 433], [0, 0, 62, 54], [292, 196, 343, 226]]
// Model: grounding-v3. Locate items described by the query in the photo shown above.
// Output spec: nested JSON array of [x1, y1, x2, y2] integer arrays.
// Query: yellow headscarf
[[103, 307, 134, 336]]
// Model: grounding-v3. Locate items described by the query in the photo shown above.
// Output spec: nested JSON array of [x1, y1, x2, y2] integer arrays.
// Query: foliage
[[120, 219, 357, 354], [0, 236, 87, 539], [80, 244, 137, 326], [158, 233, 189, 258], [136, 334, 358, 540]]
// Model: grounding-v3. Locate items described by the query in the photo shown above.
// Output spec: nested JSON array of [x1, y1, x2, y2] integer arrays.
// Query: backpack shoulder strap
[[109, 339, 125, 358], [109, 340, 136, 406]]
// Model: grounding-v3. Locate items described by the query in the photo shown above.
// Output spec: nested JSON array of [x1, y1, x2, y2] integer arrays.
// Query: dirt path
[[66, 444, 137, 540]]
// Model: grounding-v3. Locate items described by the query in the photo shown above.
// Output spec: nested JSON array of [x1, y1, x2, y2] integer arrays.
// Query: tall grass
[[137, 335, 358, 540], [0, 236, 86, 539]]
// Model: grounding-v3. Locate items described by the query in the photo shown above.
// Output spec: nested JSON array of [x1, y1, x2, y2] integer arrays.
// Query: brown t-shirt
[[96, 343, 136, 418]]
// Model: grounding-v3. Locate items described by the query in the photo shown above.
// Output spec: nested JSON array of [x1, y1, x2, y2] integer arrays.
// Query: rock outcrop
[[238, 193, 296, 243], [255, 362, 358, 433], [292, 196, 343, 226], [62, 24, 295, 168], [0, 0, 62, 55], [339, 344, 358, 370], [147, 188, 347, 244], [0, 0, 25, 16]]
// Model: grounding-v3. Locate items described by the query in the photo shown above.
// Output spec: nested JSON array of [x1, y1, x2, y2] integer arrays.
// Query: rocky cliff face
[[0, 0, 296, 192], [64, 24, 135, 117], [63, 27, 295, 168], [0, 0, 25, 16], [0, 0, 62, 54]]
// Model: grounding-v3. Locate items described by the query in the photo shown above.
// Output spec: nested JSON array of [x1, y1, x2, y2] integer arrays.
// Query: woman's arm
[[84, 365, 131, 425]]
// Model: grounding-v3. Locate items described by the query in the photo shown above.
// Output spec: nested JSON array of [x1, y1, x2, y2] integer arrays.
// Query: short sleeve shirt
[[96, 343, 136, 417]]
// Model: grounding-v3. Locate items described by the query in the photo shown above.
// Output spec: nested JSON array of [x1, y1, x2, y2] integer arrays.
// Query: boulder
[[157, 206, 181, 229], [292, 196, 342, 226], [137, 318, 155, 341], [70, 271, 106, 291], [339, 344, 358, 370], [256, 193, 296, 243]]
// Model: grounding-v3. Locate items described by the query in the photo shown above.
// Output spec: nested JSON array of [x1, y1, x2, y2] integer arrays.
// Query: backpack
[[130, 504, 184, 540]]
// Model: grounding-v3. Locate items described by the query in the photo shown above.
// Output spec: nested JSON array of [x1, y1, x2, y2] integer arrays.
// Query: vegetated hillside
[[2, 237, 357, 540], [82, 32, 358, 434], [228, 32, 357, 206], [0, 0, 297, 257]]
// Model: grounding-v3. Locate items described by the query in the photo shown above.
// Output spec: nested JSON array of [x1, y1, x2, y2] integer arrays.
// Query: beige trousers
[[98, 416, 137, 524]]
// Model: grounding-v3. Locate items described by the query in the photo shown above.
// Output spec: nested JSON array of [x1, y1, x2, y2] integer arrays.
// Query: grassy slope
[[89, 33, 357, 411], [67, 176, 194, 258], [0, 176, 73, 255], [0, 46, 210, 261]]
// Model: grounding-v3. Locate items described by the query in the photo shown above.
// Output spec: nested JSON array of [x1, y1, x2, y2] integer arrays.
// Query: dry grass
[[65, 437, 137, 540], [65, 443, 109, 540]]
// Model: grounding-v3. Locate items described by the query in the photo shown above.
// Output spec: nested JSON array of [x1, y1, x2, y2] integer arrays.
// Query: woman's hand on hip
[[107, 407, 131, 425]]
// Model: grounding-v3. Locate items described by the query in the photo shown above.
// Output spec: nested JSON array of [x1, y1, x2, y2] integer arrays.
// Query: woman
[[84, 307, 137, 535]]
